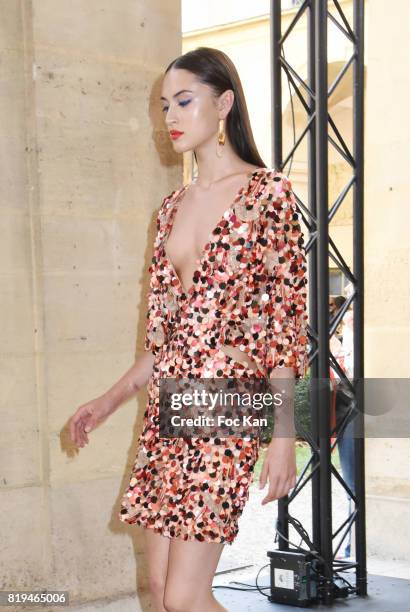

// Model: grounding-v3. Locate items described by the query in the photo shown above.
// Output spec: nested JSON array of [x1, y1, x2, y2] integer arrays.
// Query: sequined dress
[[118, 167, 309, 544]]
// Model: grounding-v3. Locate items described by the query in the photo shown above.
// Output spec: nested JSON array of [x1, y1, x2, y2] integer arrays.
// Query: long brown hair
[[165, 46, 266, 169]]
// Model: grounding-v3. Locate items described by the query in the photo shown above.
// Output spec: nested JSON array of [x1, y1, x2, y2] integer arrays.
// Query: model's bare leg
[[163, 538, 227, 612], [143, 529, 171, 612]]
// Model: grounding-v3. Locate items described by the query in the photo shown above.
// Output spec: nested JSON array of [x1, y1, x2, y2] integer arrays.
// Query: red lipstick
[[170, 130, 184, 140]]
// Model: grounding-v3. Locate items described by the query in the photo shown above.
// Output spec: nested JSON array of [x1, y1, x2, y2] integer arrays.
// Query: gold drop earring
[[216, 118, 225, 158]]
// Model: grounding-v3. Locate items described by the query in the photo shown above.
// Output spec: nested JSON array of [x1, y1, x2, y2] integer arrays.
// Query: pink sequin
[[118, 168, 309, 544]]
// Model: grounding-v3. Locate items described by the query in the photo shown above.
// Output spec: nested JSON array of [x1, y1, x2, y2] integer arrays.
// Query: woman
[[68, 47, 309, 612]]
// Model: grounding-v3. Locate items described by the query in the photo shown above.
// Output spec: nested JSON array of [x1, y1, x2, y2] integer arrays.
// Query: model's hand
[[68, 396, 113, 448], [258, 438, 297, 505]]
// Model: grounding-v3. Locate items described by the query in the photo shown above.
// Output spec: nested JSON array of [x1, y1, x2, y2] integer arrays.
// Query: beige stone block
[[0, 355, 40, 486], [366, 329, 410, 377], [366, 494, 410, 559], [366, 439, 410, 487], [0, 52, 25, 119], [0, 353, 37, 410], [32, 0, 180, 67], [40, 216, 151, 276], [1, 273, 35, 353], [42, 272, 145, 353], [46, 350, 147, 432], [0, 212, 32, 272], [30, 43, 182, 218], [34, 111, 175, 218], [49, 477, 148, 600], [0, 424, 40, 488], [367, 256, 410, 318], [50, 412, 144, 483], [0, 6, 30, 213], [0, 52, 30, 211], [47, 350, 151, 483], [0, 486, 46, 589], [0, 1, 24, 51], [34, 49, 155, 127]]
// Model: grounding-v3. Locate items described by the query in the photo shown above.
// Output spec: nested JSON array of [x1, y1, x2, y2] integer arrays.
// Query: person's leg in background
[[337, 413, 356, 557]]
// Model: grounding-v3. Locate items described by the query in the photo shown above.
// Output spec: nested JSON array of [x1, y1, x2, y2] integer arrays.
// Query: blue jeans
[[337, 416, 355, 556]]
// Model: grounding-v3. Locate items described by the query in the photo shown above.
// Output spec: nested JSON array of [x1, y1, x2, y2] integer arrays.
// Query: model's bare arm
[[68, 350, 155, 448], [259, 367, 297, 504]]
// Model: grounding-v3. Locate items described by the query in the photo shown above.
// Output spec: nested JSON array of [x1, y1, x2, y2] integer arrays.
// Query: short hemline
[[118, 513, 236, 546]]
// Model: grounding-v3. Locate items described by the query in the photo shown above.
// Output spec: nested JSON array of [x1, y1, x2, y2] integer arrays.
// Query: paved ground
[[69, 478, 409, 611]]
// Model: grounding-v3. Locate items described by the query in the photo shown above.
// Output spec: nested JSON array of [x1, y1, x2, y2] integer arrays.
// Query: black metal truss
[[270, 0, 366, 604]]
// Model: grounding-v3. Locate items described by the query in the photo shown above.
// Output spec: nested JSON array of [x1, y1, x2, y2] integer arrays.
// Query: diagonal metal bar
[[328, 250, 354, 281], [293, 192, 314, 226], [327, 10, 355, 43], [333, 509, 357, 542], [280, 61, 313, 113], [280, 55, 315, 99], [288, 461, 321, 504], [328, 133, 356, 166], [328, 175, 356, 221], [328, 352, 354, 393], [332, 290, 356, 324], [328, 113, 355, 165], [333, 0, 356, 41], [328, 52, 356, 97], [288, 461, 316, 500], [282, 115, 315, 168], [328, 237, 357, 285], [330, 463, 357, 502], [331, 401, 359, 445], [280, 0, 310, 46], [304, 235, 316, 259], [329, 350, 346, 379], [332, 511, 357, 560]]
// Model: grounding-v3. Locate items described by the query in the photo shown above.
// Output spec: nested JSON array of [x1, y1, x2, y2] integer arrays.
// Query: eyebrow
[[160, 89, 193, 101]]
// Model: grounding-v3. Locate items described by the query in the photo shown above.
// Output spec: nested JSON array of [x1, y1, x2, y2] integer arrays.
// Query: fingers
[[258, 460, 268, 490], [68, 415, 79, 446], [69, 410, 90, 448], [77, 421, 89, 448], [73, 415, 84, 447], [69, 415, 76, 444], [261, 476, 295, 505]]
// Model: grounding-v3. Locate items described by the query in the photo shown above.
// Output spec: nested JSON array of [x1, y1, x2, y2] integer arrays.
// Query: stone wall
[[0, 0, 181, 608]]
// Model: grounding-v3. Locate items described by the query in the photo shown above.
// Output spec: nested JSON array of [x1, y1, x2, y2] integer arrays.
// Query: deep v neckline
[[162, 167, 266, 298]]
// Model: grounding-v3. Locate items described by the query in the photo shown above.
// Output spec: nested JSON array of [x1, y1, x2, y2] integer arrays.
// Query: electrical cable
[[212, 563, 271, 598], [274, 516, 356, 594]]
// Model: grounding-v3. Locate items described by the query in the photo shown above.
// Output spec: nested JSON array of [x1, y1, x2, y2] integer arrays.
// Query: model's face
[[160, 67, 231, 152]]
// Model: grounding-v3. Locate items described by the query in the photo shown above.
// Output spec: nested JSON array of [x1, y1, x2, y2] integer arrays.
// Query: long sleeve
[[143, 191, 177, 355], [259, 173, 309, 380], [143, 260, 165, 354]]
